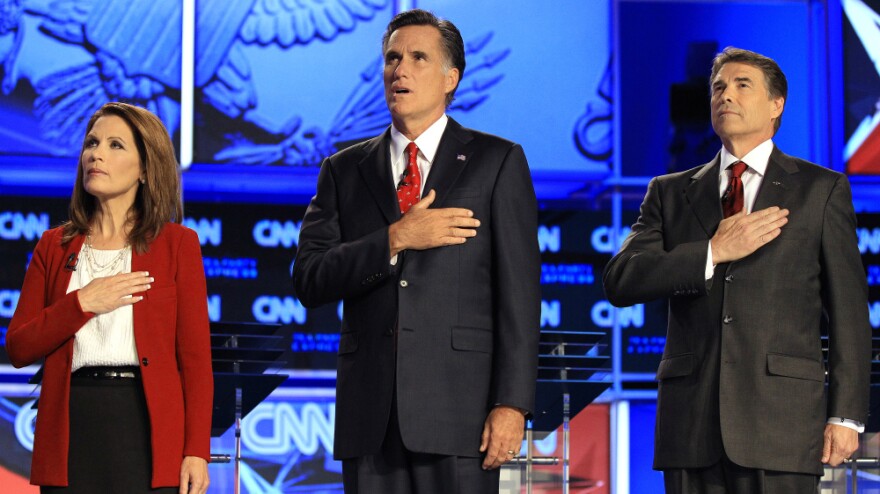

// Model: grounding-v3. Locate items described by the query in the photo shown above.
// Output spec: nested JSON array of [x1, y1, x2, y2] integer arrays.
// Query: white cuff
[[827, 417, 865, 433], [704, 243, 715, 280]]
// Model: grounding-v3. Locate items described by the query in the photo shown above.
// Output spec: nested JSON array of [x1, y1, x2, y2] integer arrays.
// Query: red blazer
[[7, 223, 214, 487]]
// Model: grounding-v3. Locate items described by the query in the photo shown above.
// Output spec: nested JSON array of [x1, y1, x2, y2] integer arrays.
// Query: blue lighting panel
[[0, 0, 612, 202]]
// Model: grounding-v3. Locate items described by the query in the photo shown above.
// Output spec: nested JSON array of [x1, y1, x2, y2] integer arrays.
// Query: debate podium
[[209, 322, 289, 494], [510, 329, 610, 494], [819, 334, 880, 492]]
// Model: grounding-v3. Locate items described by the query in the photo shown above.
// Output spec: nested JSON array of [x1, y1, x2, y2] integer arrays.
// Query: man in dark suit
[[604, 47, 871, 493], [293, 9, 540, 494]]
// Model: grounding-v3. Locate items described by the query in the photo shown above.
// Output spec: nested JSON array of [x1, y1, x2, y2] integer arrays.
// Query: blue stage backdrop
[[1, 1, 880, 492], [0, 0, 612, 202], [0, 193, 622, 490], [618, 0, 814, 178], [0, 194, 630, 368], [1, 192, 877, 383]]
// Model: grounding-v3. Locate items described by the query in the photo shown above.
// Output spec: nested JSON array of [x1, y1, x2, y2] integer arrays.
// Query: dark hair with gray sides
[[382, 9, 465, 107], [710, 46, 787, 133]]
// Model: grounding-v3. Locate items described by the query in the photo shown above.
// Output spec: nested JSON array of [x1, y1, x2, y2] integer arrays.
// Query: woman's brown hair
[[61, 102, 182, 253]]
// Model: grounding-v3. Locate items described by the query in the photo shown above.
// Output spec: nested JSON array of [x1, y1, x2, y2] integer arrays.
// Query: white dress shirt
[[388, 114, 449, 264], [67, 244, 139, 372], [704, 139, 774, 279], [389, 114, 448, 190]]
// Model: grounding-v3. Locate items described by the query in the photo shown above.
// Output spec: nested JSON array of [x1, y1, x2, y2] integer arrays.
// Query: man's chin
[[388, 107, 415, 124]]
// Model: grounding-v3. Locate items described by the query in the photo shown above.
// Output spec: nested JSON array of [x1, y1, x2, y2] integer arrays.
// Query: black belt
[[72, 366, 141, 380]]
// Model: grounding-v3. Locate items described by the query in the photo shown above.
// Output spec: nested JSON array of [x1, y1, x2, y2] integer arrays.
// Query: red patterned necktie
[[722, 161, 747, 218], [397, 142, 421, 214]]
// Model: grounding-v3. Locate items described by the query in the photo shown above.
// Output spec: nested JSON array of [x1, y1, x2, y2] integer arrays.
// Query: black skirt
[[40, 369, 178, 493]]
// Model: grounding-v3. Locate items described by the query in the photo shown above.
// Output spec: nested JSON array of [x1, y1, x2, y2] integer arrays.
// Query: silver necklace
[[79, 233, 131, 333], [83, 233, 130, 275]]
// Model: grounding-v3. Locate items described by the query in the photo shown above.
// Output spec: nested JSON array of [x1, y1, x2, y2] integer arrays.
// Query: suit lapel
[[52, 234, 85, 363], [54, 234, 85, 300], [684, 147, 798, 238], [423, 118, 474, 205], [357, 129, 400, 224], [752, 146, 798, 212], [685, 155, 723, 237], [131, 244, 146, 340]]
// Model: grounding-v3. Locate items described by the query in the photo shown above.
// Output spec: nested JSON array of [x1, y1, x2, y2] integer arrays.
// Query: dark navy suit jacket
[[294, 118, 541, 460]]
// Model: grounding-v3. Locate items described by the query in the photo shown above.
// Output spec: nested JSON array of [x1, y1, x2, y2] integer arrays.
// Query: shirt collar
[[719, 139, 773, 177], [390, 114, 449, 164]]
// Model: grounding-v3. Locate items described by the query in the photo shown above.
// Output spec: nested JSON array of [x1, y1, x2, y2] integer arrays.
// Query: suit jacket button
[[399, 280, 408, 288], [385, 328, 394, 336], [141, 357, 149, 366], [722, 315, 733, 324]]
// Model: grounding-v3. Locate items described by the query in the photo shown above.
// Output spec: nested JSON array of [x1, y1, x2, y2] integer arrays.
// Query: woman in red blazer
[[7, 102, 213, 493]]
